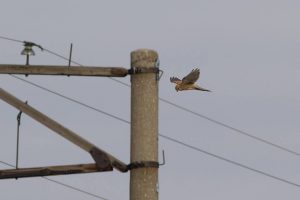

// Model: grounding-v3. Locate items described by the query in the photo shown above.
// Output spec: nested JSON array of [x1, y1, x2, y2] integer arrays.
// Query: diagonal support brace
[[0, 87, 128, 172]]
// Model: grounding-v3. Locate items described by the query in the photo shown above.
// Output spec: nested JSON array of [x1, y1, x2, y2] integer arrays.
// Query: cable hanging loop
[[16, 110, 22, 126], [16, 110, 22, 170], [16, 101, 27, 170]]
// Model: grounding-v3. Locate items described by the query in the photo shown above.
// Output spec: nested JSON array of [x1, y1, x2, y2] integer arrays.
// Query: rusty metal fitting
[[128, 67, 159, 75], [127, 161, 159, 170]]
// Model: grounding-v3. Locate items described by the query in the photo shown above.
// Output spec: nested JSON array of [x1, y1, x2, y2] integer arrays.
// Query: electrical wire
[[109, 77, 300, 157], [33, 38, 300, 157], [0, 161, 110, 200], [43, 48, 128, 86], [0, 160, 14, 167], [7, 75, 300, 189], [0, 36, 23, 43], [2, 35, 300, 189], [10, 75, 130, 124], [43, 48, 82, 66], [159, 98, 300, 156], [159, 134, 300, 188], [100, 75, 300, 157], [43, 177, 110, 200]]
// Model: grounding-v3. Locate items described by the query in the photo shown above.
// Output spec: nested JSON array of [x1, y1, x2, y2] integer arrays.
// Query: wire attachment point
[[128, 67, 160, 75], [159, 150, 166, 166], [127, 161, 159, 170], [15, 100, 27, 172], [157, 69, 164, 81]]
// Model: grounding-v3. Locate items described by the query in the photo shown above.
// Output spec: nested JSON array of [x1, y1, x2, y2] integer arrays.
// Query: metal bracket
[[159, 150, 166, 166], [16, 110, 22, 126], [157, 69, 164, 81], [128, 67, 159, 75], [127, 161, 159, 170], [89, 147, 113, 171], [128, 67, 163, 81], [127, 150, 166, 170]]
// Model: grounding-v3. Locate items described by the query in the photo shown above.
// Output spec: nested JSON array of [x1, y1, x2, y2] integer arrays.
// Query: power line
[[22, 37, 298, 157], [0, 161, 110, 200], [10, 75, 129, 125], [106, 74, 300, 158], [43, 47, 128, 87], [8, 76, 300, 189], [0, 160, 14, 168], [0, 36, 23, 43], [43, 48, 82, 66], [109, 77, 130, 87], [3, 132, 300, 191], [159, 98, 300, 156], [159, 134, 300, 188], [43, 177, 110, 200], [2, 35, 300, 189], [107, 75, 300, 157], [49, 44, 295, 158], [10, 75, 130, 124]]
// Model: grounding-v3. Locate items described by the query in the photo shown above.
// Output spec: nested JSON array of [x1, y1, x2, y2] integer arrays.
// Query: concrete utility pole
[[130, 49, 159, 200], [0, 49, 161, 199]]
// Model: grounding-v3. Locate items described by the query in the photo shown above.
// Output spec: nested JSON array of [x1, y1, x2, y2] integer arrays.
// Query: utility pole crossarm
[[0, 87, 128, 173], [0, 163, 105, 179], [0, 64, 128, 77]]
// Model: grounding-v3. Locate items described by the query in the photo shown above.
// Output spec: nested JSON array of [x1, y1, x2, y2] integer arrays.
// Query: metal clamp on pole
[[128, 67, 163, 81], [127, 161, 159, 170], [128, 67, 160, 75]]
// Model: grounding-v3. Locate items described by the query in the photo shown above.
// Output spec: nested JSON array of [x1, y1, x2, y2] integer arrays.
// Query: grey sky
[[1, 0, 300, 199]]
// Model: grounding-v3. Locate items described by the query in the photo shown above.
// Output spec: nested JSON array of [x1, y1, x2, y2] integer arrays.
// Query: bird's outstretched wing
[[182, 68, 200, 84], [170, 77, 182, 84]]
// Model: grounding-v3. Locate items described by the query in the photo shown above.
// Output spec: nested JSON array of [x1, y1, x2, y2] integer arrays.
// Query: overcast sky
[[1, 0, 300, 199]]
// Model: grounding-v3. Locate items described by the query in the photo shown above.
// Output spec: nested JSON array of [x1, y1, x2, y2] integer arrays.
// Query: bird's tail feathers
[[195, 85, 211, 92]]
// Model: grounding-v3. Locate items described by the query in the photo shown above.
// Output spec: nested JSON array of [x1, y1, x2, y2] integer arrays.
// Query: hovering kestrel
[[170, 68, 211, 92]]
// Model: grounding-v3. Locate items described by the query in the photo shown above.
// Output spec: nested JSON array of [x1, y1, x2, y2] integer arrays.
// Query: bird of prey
[[170, 68, 211, 92]]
